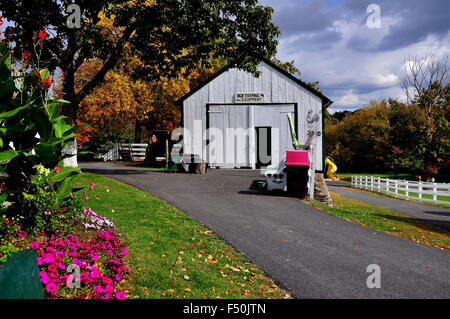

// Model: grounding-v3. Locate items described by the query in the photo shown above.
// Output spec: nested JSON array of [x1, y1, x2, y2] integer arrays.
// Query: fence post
[[405, 180, 409, 200], [365, 176, 368, 189], [377, 177, 381, 192], [433, 183, 437, 204], [351, 176, 354, 188], [386, 178, 389, 193], [394, 179, 398, 197], [418, 181, 422, 202], [370, 176, 374, 191]]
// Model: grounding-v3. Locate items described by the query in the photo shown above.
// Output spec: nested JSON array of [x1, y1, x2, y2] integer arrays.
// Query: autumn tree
[[0, 0, 279, 125], [326, 100, 391, 170], [401, 55, 450, 175]]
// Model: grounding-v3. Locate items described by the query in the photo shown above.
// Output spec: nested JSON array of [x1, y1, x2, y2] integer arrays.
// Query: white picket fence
[[102, 143, 147, 161], [351, 176, 450, 205]]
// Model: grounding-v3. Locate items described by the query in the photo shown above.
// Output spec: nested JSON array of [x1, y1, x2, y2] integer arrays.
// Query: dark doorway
[[255, 127, 272, 168]]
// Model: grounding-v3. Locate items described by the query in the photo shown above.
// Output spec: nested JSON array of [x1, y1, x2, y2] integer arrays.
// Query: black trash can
[[286, 166, 309, 199], [285, 150, 310, 199]]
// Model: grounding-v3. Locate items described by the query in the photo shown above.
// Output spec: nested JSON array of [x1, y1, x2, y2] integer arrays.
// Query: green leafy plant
[[0, 33, 88, 217], [21, 165, 88, 235], [0, 243, 20, 264]]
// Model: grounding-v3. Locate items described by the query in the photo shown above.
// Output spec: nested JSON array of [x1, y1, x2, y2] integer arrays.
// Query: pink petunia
[[45, 282, 58, 293], [48, 264, 57, 273], [29, 241, 41, 249], [42, 256, 55, 263], [90, 253, 99, 261], [89, 269, 101, 279], [115, 291, 126, 299], [104, 284, 114, 293], [94, 285, 106, 294]]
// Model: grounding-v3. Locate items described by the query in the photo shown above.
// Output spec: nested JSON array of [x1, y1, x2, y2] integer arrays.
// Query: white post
[[386, 178, 389, 193], [405, 180, 409, 200], [370, 176, 374, 191], [308, 147, 315, 200], [433, 183, 437, 204], [377, 177, 381, 192], [418, 181, 422, 201], [394, 179, 398, 197]]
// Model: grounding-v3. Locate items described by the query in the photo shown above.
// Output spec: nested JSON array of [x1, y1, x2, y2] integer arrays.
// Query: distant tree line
[[326, 55, 450, 180]]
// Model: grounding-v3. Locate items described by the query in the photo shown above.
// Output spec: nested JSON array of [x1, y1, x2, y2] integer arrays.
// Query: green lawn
[[74, 173, 288, 299], [309, 192, 450, 251]]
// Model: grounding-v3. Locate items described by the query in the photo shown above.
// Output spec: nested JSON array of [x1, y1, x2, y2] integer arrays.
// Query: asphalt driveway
[[81, 162, 450, 299]]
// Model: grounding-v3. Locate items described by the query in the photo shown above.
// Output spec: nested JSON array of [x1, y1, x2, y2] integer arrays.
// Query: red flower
[[23, 50, 31, 65], [4, 219, 10, 225], [42, 76, 52, 88], [54, 166, 60, 173], [38, 30, 47, 42], [89, 182, 95, 190]]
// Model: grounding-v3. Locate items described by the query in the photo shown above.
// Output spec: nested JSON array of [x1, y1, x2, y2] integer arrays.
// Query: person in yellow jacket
[[325, 157, 337, 180]]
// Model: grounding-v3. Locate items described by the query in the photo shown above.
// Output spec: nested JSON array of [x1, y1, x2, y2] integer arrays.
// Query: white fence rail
[[119, 143, 147, 160], [351, 176, 450, 205], [102, 143, 147, 161]]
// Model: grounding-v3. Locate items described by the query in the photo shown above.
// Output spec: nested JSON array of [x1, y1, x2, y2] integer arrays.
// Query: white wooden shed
[[177, 59, 332, 171]]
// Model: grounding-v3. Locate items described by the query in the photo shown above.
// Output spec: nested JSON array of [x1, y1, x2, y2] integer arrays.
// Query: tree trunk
[[62, 140, 78, 167], [61, 66, 78, 125], [134, 120, 142, 143], [61, 69, 79, 166]]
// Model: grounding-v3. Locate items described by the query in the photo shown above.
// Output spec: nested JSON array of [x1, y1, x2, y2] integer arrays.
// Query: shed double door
[[207, 104, 295, 168]]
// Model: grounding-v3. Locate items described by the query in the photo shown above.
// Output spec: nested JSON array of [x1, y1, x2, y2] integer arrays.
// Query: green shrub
[[22, 165, 87, 235], [0, 35, 87, 220]]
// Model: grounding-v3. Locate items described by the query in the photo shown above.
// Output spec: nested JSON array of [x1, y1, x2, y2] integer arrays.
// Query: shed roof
[[176, 58, 333, 107]]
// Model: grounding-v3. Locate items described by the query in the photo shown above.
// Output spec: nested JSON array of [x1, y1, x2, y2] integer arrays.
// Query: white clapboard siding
[[183, 60, 324, 170], [351, 176, 450, 205]]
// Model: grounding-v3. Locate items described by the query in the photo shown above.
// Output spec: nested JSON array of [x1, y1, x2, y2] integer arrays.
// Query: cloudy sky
[[260, 0, 450, 112]]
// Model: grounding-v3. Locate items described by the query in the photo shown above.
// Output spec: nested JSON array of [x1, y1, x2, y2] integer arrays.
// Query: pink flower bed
[[31, 230, 129, 299]]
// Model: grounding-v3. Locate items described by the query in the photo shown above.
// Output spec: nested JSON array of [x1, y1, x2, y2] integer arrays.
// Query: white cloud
[[265, 0, 450, 109], [335, 89, 359, 106]]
